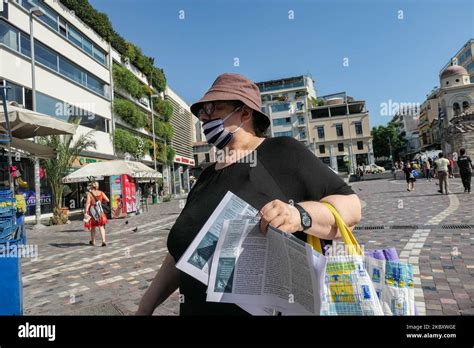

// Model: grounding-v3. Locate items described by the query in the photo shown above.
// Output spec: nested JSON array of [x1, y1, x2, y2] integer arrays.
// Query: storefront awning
[[62, 160, 162, 183], [0, 137, 56, 159], [0, 102, 77, 138]]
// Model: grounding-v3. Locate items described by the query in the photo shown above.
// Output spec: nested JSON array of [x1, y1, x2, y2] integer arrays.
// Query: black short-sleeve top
[[167, 136, 355, 315]]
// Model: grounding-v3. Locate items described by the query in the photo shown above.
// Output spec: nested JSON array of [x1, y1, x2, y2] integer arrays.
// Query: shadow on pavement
[[49, 242, 90, 248]]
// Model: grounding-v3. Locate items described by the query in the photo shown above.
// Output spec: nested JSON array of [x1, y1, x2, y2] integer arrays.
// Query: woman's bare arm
[[85, 193, 91, 212], [101, 191, 110, 203], [297, 193, 362, 240], [136, 252, 180, 315]]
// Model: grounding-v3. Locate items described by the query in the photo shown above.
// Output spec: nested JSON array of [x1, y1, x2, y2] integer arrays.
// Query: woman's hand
[[258, 199, 301, 234]]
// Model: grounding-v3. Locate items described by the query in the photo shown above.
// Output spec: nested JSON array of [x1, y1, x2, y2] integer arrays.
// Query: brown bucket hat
[[190, 73, 270, 129]]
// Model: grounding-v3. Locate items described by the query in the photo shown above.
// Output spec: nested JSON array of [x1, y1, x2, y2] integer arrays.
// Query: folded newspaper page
[[207, 219, 322, 315], [176, 191, 258, 285]]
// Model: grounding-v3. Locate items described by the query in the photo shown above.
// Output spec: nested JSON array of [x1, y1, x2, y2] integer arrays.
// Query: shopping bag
[[308, 202, 415, 315], [309, 202, 384, 315]]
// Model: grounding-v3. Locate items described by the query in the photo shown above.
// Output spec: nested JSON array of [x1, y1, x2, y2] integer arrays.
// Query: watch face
[[302, 214, 311, 227]]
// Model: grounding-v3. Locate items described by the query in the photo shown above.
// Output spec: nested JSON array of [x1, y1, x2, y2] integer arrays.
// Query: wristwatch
[[294, 203, 312, 231]]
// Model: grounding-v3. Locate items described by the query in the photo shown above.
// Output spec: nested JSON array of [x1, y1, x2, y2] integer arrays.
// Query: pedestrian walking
[[84, 181, 110, 246], [435, 152, 450, 194], [423, 158, 432, 181], [403, 162, 416, 191], [448, 154, 455, 178], [457, 148, 473, 193], [136, 73, 361, 316]]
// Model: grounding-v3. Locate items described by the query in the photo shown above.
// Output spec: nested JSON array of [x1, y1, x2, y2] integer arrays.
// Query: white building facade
[[0, 0, 193, 214], [255, 75, 317, 146]]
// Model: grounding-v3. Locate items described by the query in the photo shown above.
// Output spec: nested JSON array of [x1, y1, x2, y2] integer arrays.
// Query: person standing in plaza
[[136, 73, 361, 316], [403, 162, 416, 191], [457, 148, 473, 193], [84, 181, 110, 246], [435, 152, 450, 194]]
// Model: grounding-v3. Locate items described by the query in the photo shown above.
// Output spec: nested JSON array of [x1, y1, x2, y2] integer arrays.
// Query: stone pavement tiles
[[353, 177, 474, 315], [21, 199, 183, 316]]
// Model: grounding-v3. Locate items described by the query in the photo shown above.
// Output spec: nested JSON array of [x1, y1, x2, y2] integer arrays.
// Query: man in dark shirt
[[458, 148, 473, 193]]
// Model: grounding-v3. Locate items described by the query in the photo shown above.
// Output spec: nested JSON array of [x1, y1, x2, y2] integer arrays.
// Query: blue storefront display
[[0, 188, 26, 315]]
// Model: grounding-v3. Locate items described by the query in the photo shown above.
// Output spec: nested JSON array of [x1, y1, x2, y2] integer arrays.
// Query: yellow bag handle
[[306, 202, 363, 256]]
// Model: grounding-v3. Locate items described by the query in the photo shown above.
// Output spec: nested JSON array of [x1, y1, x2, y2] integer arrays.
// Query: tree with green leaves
[[38, 127, 97, 224], [371, 121, 406, 160]]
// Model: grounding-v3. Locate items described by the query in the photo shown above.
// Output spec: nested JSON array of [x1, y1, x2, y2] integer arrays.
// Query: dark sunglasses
[[197, 101, 243, 118]]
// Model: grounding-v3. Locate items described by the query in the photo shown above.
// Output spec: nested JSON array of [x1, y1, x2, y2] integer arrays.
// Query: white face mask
[[202, 106, 243, 149]]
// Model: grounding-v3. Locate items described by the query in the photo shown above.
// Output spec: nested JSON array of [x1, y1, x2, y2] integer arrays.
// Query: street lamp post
[[149, 93, 159, 197], [29, 6, 45, 228], [160, 91, 172, 197]]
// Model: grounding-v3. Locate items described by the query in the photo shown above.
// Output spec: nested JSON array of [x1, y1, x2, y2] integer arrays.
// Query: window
[[319, 145, 325, 154], [357, 141, 364, 150], [298, 117, 305, 125], [336, 124, 344, 136], [86, 74, 105, 95], [205, 153, 210, 162], [16, 0, 107, 65], [67, 27, 82, 47], [0, 20, 107, 97], [24, 88, 32, 110], [19, 0, 58, 31], [59, 57, 83, 85], [35, 41, 58, 71], [272, 117, 291, 126], [5, 81, 23, 105], [37, 92, 107, 132], [274, 131, 293, 137], [338, 143, 344, 152], [317, 126, 325, 139], [271, 103, 291, 113], [38, 5, 58, 31], [355, 121, 363, 135], [20, 33, 31, 57], [70, 113, 106, 132], [299, 131, 306, 139], [3, 80, 32, 110], [83, 38, 93, 55], [296, 101, 304, 111], [92, 46, 106, 65], [0, 20, 18, 51], [462, 101, 470, 110], [467, 61, 474, 73], [58, 18, 67, 37], [36, 92, 62, 120]]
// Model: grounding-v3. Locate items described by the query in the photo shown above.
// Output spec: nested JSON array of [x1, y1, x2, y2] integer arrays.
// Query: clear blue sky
[[90, 0, 473, 128]]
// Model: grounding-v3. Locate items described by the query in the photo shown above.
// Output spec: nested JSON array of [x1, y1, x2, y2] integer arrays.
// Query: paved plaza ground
[[20, 177, 474, 315]]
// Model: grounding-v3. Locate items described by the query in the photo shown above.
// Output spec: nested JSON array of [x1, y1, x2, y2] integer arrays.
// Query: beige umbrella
[[0, 101, 77, 138], [62, 160, 162, 183], [0, 137, 56, 159]]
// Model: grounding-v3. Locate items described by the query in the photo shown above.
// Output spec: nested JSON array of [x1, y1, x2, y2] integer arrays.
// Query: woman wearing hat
[[137, 73, 361, 315]]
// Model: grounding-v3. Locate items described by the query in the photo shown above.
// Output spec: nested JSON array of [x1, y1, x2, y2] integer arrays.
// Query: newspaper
[[207, 219, 322, 315], [176, 191, 258, 285]]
